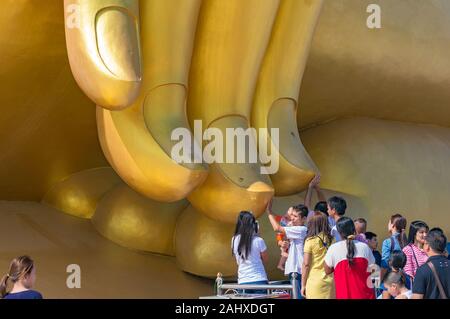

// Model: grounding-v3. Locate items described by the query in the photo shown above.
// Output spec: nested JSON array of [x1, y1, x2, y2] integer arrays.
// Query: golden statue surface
[[0, 0, 449, 297]]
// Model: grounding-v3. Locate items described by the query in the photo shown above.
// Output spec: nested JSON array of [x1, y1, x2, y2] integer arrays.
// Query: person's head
[[407, 220, 429, 246], [232, 211, 258, 260], [306, 212, 332, 244], [283, 207, 292, 221], [354, 218, 367, 235], [365, 231, 378, 250], [0, 256, 36, 298], [336, 217, 356, 265], [389, 214, 407, 248], [389, 250, 407, 272], [388, 213, 402, 232], [290, 204, 308, 226], [383, 271, 406, 297], [423, 229, 447, 256], [429, 227, 444, 234], [314, 201, 328, 216], [327, 196, 347, 219]]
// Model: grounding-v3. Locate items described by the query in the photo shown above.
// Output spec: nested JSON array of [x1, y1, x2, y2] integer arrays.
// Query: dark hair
[[292, 204, 308, 218], [392, 216, 408, 249], [365, 231, 377, 241], [336, 217, 356, 266], [389, 250, 407, 271], [354, 218, 367, 225], [390, 213, 403, 224], [306, 213, 332, 246], [1, 256, 34, 298], [232, 211, 258, 260], [407, 220, 429, 245], [383, 271, 406, 287], [314, 201, 328, 216], [327, 196, 347, 216], [429, 227, 444, 234], [425, 229, 447, 254]]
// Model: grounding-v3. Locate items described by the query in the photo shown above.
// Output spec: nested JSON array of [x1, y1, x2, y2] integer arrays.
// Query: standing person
[[383, 271, 413, 299], [231, 211, 269, 294], [429, 228, 450, 259], [403, 220, 429, 282], [301, 213, 334, 299], [267, 200, 308, 299], [381, 214, 407, 278], [365, 232, 382, 267], [0, 256, 43, 299], [327, 196, 347, 242], [354, 218, 368, 244], [412, 230, 450, 299], [324, 217, 376, 299]]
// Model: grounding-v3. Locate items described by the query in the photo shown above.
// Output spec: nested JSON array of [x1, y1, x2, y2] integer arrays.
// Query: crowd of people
[[0, 176, 448, 300], [231, 175, 450, 299]]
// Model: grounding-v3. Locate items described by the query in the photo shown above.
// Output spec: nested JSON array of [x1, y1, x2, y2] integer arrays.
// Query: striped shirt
[[402, 244, 428, 279]]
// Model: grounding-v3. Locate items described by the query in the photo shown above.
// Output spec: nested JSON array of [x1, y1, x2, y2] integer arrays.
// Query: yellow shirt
[[303, 233, 334, 299]]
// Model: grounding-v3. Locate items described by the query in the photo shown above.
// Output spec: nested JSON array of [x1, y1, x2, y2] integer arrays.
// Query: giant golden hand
[[64, 0, 322, 221], [61, 0, 322, 278]]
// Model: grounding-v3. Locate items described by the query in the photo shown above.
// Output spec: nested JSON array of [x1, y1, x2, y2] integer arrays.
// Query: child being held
[[274, 208, 293, 271]]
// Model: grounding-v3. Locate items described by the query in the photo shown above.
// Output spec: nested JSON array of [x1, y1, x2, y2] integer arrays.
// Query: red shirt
[[325, 240, 376, 299]]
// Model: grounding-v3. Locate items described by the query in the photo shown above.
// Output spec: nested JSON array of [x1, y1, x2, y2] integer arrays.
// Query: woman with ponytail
[[381, 214, 408, 278], [324, 217, 376, 299], [1, 256, 42, 299], [231, 211, 269, 294]]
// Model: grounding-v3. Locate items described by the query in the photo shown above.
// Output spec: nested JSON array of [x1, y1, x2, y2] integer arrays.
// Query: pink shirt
[[402, 244, 429, 278]]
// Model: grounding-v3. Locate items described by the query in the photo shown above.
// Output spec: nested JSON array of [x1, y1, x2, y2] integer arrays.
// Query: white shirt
[[284, 225, 308, 275], [231, 235, 268, 284], [324, 240, 375, 269], [399, 290, 413, 299]]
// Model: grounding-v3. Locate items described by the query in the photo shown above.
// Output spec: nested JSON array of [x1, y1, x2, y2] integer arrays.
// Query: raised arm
[[314, 175, 326, 202], [304, 174, 320, 211], [266, 199, 285, 234]]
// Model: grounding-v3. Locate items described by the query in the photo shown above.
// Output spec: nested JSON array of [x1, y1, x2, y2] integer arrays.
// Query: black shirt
[[412, 255, 450, 299], [372, 250, 382, 267]]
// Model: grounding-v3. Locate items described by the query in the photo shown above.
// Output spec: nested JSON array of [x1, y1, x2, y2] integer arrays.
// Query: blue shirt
[[3, 290, 43, 299], [381, 233, 401, 269]]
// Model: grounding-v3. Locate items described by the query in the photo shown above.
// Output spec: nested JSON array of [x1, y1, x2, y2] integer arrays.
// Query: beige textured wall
[[301, 117, 450, 238]]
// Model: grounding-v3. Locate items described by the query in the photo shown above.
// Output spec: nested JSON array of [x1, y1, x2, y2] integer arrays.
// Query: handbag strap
[[427, 261, 448, 299], [317, 235, 330, 251], [390, 236, 395, 252], [410, 244, 420, 274]]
